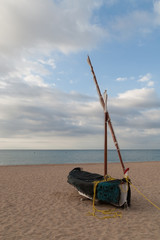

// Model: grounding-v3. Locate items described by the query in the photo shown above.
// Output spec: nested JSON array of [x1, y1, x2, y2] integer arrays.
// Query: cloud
[[0, 0, 107, 149], [38, 59, 56, 70], [110, 88, 160, 111], [0, 0, 106, 55], [107, 1, 160, 40], [138, 73, 154, 87], [0, 78, 103, 139], [1, 0, 160, 57], [107, 87, 160, 148], [138, 73, 152, 82], [0, 1, 160, 149], [0, 55, 53, 88], [0, 79, 159, 149], [147, 81, 154, 87], [126, 109, 160, 129], [153, 0, 160, 25], [0, 0, 107, 105], [110, 10, 152, 40], [116, 77, 127, 82]]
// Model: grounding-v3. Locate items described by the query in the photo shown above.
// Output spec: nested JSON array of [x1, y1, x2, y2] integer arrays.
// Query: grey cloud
[[108, 88, 160, 141], [0, 80, 104, 139], [0, 0, 105, 55], [109, 88, 160, 113], [0, 79, 160, 149], [0, 0, 160, 149]]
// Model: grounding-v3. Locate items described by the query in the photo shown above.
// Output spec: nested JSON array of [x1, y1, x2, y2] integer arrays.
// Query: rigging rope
[[88, 177, 122, 219], [88, 176, 160, 220], [126, 178, 160, 211]]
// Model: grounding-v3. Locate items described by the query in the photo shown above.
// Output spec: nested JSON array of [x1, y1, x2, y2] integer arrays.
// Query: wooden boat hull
[[68, 168, 131, 207]]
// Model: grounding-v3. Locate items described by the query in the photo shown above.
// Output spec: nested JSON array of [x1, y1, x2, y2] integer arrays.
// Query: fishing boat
[[67, 56, 131, 208]]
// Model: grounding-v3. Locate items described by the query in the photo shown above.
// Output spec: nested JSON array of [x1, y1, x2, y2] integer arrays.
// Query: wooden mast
[[87, 56, 107, 176], [87, 56, 126, 175], [104, 91, 108, 176]]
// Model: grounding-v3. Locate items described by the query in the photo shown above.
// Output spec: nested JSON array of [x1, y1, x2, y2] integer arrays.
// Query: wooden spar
[[87, 56, 126, 174], [104, 91, 108, 176], [107, 115, 126, 173], [104, 113, 107, 176], [87, 56, 105, 110], [87, 56, 107, 175]]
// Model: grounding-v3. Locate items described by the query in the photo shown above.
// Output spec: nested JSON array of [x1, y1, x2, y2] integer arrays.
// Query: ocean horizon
[[0, 149, 160, 166]]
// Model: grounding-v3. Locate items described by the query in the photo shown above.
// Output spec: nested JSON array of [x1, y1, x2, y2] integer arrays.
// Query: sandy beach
[[0, 162, 160, 240]]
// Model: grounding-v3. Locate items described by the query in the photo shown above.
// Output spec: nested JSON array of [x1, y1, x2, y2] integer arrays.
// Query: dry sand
[[0, 162, 160, 240]]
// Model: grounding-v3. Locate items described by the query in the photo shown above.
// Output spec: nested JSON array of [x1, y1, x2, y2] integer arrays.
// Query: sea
[[0, 149, 159, 166]]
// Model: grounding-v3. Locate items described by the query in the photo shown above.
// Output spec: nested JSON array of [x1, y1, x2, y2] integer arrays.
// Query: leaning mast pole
[[87, 56, 126, 175], [87, 56, 107, 176]]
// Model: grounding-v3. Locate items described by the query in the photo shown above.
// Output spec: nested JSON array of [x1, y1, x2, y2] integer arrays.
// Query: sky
[[0, 0, 160, 150]]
